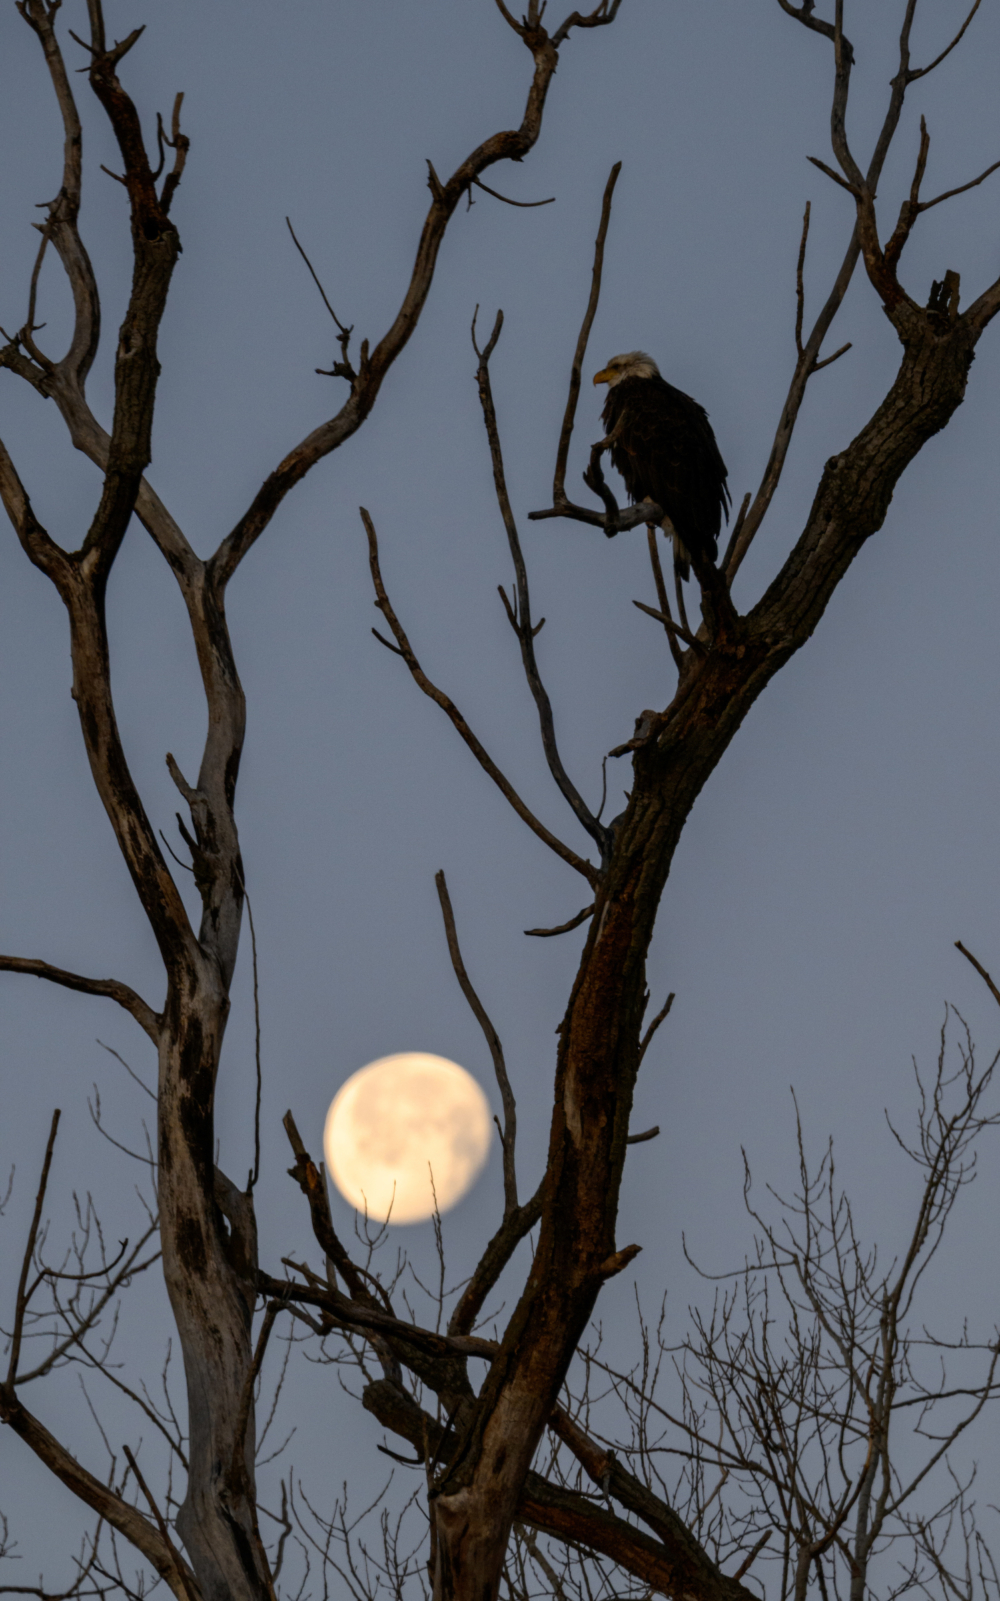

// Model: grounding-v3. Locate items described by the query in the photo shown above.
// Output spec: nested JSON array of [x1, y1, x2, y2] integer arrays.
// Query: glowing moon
[[323, 1053, 492, 1224]]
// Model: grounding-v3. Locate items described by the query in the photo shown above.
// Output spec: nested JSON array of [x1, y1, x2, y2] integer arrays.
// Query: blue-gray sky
[[2, 0, 1000, 1584]]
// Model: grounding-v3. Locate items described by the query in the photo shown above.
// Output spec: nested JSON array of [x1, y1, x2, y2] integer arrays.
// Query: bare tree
[[2, 2, 1000, 1601], [0, 1, 627, 1597], [581, 984, 1000, 1601]]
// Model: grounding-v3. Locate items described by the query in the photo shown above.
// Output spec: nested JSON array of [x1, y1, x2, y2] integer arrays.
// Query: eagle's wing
[[604, 378, 729, 564]]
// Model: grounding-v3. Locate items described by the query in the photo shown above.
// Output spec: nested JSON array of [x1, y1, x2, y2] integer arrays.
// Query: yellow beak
[[593, 368, 613, 386]]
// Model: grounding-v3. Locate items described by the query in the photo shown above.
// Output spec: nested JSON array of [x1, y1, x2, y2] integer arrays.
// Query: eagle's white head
[[592, 350, 661, 387]]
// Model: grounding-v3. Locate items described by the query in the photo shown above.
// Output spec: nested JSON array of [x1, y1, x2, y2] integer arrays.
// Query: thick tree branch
[[0, 437, 73, 584], [280, 1112, 385, 1305], [547, 1404, 750, 1589]]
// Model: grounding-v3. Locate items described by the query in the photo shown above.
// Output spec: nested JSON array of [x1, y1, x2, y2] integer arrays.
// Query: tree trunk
[[159, 988, 271, 1601]]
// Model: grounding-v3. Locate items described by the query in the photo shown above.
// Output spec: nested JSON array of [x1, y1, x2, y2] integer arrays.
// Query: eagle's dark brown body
[[601, 374, 730, 576]]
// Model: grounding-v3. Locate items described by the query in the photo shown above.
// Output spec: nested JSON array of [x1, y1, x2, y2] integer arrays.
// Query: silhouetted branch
[[470, 175, 555, 208], [436, 870, 519, 1215], [362, 506, 599, 886], [638, 992, 674, 1066], [210, 8, 626, 588], [286, 216, 356, 381], [473, 308, 609, 859], [524, 903, 595, 937], [955, 940, 1000, 1009], [6, 1112, 60, 1389], [0, 956, 159, 1042], [626, 1125, 660, 1145], [908, 0, 983, 80], [552, 162, 621, 504], [449, 1180, 544, 1338], [121, 1446, 199, 1601]]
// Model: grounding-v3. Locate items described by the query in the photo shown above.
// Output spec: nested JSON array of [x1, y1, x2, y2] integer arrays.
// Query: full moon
[[323, 1053, 493, 1224]]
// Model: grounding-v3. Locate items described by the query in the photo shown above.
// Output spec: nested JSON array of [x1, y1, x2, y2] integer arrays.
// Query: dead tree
[[0, 2, 627, 1599], [324, 2, 1000, 1593], [2, 0, 1000, 1599]]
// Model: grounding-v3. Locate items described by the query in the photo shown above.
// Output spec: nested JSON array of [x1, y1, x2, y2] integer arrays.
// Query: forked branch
[[210, 6, 627, 589]]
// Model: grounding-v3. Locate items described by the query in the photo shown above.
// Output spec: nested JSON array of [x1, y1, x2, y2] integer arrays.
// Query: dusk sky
[[2, 0, 1000, 1588]]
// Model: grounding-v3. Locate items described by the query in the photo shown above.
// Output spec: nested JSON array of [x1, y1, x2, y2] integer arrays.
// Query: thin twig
[[362, 507, 599, 886], [524, 903, 595, 938], [121, 1446, 198, 1601], [638, 993, 674, 1066], [646, 525, 684, 670], [231, 1302, 280, 1485], [435, 871, 518, 1216], [955, 941, 1000, 1010], [470, 175, 555, 208], [795, 201, 811, 358], [6, 1110, 60, 1387], [632, 599, 702, 650], [286, 216, 355, 380], [553, 162, 621, 504], [909, 0, 983, 80], [285, 218, 350, 335], [472, 309, 609, 858]]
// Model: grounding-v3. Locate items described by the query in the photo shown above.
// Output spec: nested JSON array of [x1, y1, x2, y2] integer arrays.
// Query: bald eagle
[[593, 352, 729, 582]]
